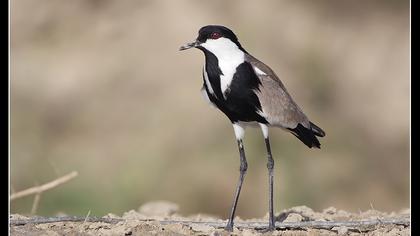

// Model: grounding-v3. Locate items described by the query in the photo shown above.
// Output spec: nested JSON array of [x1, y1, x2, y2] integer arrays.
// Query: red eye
[[210, 32, 221, 39]]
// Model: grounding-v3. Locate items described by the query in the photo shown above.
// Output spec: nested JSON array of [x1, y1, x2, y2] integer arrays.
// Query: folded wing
[[245, 54, 325, 148]]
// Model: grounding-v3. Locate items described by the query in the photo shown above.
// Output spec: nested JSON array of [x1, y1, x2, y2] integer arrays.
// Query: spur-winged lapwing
[[180, 25, 325, 231]]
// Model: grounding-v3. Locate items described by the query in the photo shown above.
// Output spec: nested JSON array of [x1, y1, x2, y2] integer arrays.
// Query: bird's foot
[[258, 221, 276, 232], [224, 222, 234, 232]]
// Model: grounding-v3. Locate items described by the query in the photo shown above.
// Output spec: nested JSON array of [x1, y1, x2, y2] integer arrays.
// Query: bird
[[179, 25, 325, 231]]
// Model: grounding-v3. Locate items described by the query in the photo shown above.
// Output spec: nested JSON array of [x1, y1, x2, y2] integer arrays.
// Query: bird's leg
[[264, 137, 276, 230], [225, 139, 247, 232], [259, 123, 275, 231]]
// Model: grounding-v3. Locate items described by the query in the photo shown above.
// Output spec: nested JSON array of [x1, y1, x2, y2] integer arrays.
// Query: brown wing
[[245, 54, 310, 129]]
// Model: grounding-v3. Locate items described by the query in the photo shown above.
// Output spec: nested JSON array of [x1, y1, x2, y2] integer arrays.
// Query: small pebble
[[332, 226, 349, 235], [283, 213, 304, 222]]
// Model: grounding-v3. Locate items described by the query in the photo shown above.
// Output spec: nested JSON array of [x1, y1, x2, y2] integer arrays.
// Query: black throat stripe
[[200, 49, 268, 124]]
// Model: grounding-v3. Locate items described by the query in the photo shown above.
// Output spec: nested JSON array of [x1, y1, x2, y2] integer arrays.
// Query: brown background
[[11, 0, 409, 218]]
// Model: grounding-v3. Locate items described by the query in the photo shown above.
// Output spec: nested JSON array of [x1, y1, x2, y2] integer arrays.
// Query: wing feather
[[245, 54, 310, 129]]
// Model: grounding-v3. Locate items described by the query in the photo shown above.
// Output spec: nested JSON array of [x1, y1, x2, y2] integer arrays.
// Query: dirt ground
[[10, 201, 410, 236]]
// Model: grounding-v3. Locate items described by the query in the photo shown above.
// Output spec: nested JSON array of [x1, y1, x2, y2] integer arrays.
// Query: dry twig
[[30, 193, 41, 215], [10, 171, 78, 200]]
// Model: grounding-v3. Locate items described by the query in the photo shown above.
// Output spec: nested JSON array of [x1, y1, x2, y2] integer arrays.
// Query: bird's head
[[179, 25, 246, 53]]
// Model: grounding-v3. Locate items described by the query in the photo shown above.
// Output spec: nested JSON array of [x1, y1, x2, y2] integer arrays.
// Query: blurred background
[[11, 0, 409, 218]]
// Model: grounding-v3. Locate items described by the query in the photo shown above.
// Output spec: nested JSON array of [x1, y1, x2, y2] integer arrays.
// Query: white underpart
[[203, 67, 215, 96], [253, 66, 266, 75], [259, 123, 269, 139], [201, 38, 245, 99], [232, 123, 245, 140]]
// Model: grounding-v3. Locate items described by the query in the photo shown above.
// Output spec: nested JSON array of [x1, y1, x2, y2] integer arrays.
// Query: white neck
[[201, 38, 245, 98]]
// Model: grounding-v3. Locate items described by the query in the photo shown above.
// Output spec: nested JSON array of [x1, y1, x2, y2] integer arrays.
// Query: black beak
[[179, 40, 200, 51]]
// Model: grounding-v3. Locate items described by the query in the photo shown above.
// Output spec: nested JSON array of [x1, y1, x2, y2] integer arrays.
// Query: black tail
[[287, 122, 325, 149]]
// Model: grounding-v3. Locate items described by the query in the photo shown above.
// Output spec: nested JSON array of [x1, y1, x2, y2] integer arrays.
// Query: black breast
[[201, 50, 268, 124]]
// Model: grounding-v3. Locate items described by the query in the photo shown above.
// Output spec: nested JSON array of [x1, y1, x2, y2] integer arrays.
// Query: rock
[[138, 201, 179, 217], [190, 223, 214, 232], [122, 210, 149, 220], [10, 214, 29, 220], [241, 229, 259, 236], [332, 226, 349, 235], [103, 213, 121, 219], [323, 206, 337, 215], [290, 206, 315, 215], [279, 206, 329, 221], [283, 213, 304, 222], [209, 231, 222, 236]]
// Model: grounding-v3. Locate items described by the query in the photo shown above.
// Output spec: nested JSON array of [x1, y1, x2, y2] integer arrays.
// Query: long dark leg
[[225, 139, 247, 231], [265, 137, 275, 230]]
